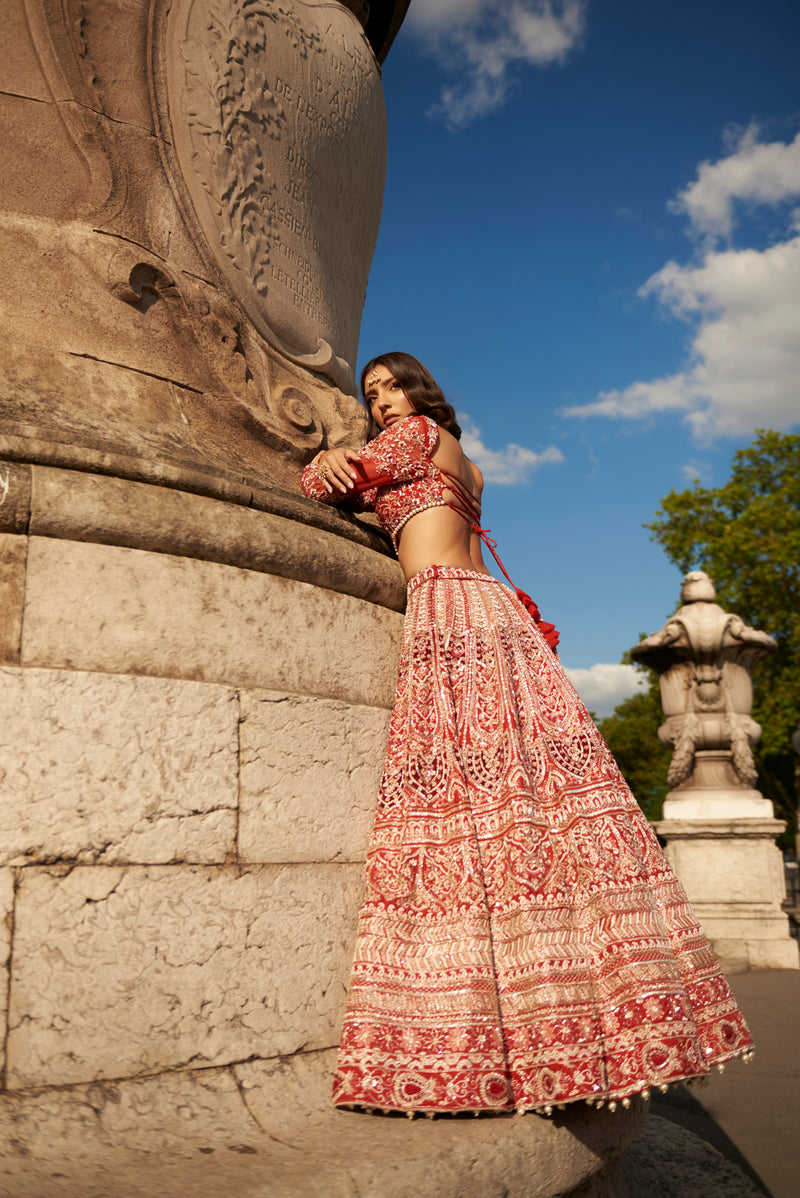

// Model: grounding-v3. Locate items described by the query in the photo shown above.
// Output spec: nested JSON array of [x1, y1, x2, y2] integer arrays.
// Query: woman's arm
[[300, 415, 439, 505], [300, 447, 364, 504]]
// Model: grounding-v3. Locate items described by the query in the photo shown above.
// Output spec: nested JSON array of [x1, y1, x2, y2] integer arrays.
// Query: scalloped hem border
[[332, 1047, 755, 1119]]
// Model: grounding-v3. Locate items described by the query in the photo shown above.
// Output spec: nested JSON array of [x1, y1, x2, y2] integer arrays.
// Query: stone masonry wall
[[0, 530, 401, 1099]]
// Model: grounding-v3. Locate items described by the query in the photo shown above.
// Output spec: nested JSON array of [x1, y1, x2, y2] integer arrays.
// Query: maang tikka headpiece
[[366, 369, 381, 388]]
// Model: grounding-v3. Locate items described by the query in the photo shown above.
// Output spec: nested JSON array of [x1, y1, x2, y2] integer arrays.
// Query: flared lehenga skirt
[[332, 567, 752, 1114]]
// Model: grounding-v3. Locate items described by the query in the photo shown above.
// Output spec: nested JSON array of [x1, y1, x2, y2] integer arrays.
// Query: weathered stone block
[[0, 216, 211, 390], [0, 534, 26, 665], [239, 691, 388, 863], [662, 824, 786, 905], [0, 1065, 348, 1198], [28, 466, 405, 612], [67, 0, 155, 132], [658, 818, 799, 969], [21, 538, 403, 708], [0, 460, 31, 533], [707, 934, 800, 972], [0, 339, 191, 459], [614, 1114, 764, 1197], [0, 97, 91, 219], [0, 667, 238, 866], [94, 120, 188, 260], [6, 863, 362, 1088]]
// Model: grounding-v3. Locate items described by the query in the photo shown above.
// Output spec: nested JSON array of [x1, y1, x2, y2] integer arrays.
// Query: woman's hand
[[316, 447, 361, 494]]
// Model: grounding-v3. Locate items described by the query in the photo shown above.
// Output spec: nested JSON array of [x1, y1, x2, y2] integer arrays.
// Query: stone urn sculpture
[[632, 570, 776, 817], [632, 572, 798, 970]]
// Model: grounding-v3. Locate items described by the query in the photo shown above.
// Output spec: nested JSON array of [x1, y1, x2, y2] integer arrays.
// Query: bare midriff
[[395, 504, 492, 580]]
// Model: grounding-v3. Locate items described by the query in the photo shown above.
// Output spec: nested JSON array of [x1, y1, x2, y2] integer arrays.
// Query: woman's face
[[364, 366, 415, 430]]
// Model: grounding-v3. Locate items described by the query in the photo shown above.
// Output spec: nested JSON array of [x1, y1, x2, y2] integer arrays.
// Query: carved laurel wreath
[[180, 1, 322, 296]]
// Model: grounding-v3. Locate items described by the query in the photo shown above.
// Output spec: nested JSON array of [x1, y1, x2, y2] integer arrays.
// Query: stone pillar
[[632, 571, 799, 970], [0, 3, 645, 1194]]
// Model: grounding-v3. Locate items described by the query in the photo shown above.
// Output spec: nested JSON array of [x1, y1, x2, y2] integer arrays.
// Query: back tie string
[[435, 466, 559, 650]]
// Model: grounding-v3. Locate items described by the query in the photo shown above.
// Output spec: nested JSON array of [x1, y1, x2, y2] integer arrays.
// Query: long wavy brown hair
[[360, 352, 462, 440]]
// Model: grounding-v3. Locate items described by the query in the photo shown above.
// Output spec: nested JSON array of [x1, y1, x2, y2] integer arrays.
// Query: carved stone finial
[[680, 570, 716, 603]]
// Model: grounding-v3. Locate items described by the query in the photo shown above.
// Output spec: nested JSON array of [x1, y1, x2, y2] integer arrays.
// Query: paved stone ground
[[652, 968, 800, 1198]]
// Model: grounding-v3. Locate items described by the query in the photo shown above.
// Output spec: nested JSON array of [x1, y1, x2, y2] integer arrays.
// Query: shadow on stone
[[651, 1085, 772, 1197]]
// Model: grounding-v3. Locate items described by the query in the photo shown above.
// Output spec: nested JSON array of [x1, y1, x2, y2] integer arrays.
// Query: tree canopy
[[607, 431, 800, 841]]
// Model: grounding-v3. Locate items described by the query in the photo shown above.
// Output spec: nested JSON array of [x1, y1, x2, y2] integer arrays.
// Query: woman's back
[[394, 425, 490, 580]]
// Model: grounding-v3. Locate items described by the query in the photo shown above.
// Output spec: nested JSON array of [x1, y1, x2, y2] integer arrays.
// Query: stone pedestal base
[[663, 753, 775, 820], [0, 1050, 646, 1198], [654, 818, 799, 971], [662, 789, 774, 820], [0, 471, 645, 1195]]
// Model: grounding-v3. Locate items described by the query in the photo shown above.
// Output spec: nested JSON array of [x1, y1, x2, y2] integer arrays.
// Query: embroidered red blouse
[[300, 414, 456, 549], [300, 414, 560, 651]]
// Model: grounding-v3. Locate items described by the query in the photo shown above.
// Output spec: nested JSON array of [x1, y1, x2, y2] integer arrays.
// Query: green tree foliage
[[645, 430, 800, 840]]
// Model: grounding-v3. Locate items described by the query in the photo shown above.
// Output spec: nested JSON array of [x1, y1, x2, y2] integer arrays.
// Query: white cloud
[[563, 663, 646, 718], [405, 0, 487, 35], [681, 458, 711, 483], [458, 414, 564, 484], [405, 0, 585, 129], [564, 126, 800, 441], [670, 125, 800, 240]]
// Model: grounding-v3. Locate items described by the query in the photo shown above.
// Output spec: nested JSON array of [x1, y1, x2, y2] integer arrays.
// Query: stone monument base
[[0, 466, 646, 1196], [654, 817, 799, 971], [662, 754, 774, 820], [0, 1050, 647, 1198], [662, 791, 774, 821]]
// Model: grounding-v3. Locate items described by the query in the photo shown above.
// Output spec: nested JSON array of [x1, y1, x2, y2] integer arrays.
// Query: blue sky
[[356, 0, 800, 715]]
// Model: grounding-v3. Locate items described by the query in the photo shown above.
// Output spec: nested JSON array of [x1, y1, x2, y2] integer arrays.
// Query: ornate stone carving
[[162, 0, 387, 392], [2, 0, 400, 524], [632, 571, 777, 794], [642, 585, 799, 970]]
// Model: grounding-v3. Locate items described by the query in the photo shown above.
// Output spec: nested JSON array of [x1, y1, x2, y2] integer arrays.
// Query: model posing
[[301, 352, 752, 1116]]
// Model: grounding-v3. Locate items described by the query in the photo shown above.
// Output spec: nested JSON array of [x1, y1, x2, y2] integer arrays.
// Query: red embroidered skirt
[[332, 567, 752, 1113]]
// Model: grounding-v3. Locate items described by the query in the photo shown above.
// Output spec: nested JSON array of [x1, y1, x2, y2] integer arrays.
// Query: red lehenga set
[[300, 415, 752, 1116]]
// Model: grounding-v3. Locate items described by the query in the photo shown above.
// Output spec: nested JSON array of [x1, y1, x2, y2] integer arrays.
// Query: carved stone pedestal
[[653, 817, 799, 971], [634, 572, 798, 971], [0, 488, 646, 1196], [661, 751, 774, 820]]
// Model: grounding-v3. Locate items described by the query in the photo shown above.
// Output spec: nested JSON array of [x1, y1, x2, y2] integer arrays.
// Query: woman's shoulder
[[412, 413, 441, 450], [467, 457, 484, 494], [371, 413, 439, 452], [403, 412, 439, 439], [431, 424, 483, 501]]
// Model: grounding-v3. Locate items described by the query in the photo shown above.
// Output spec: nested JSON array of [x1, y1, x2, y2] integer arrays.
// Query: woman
[[301, 352, 752, 1117]]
